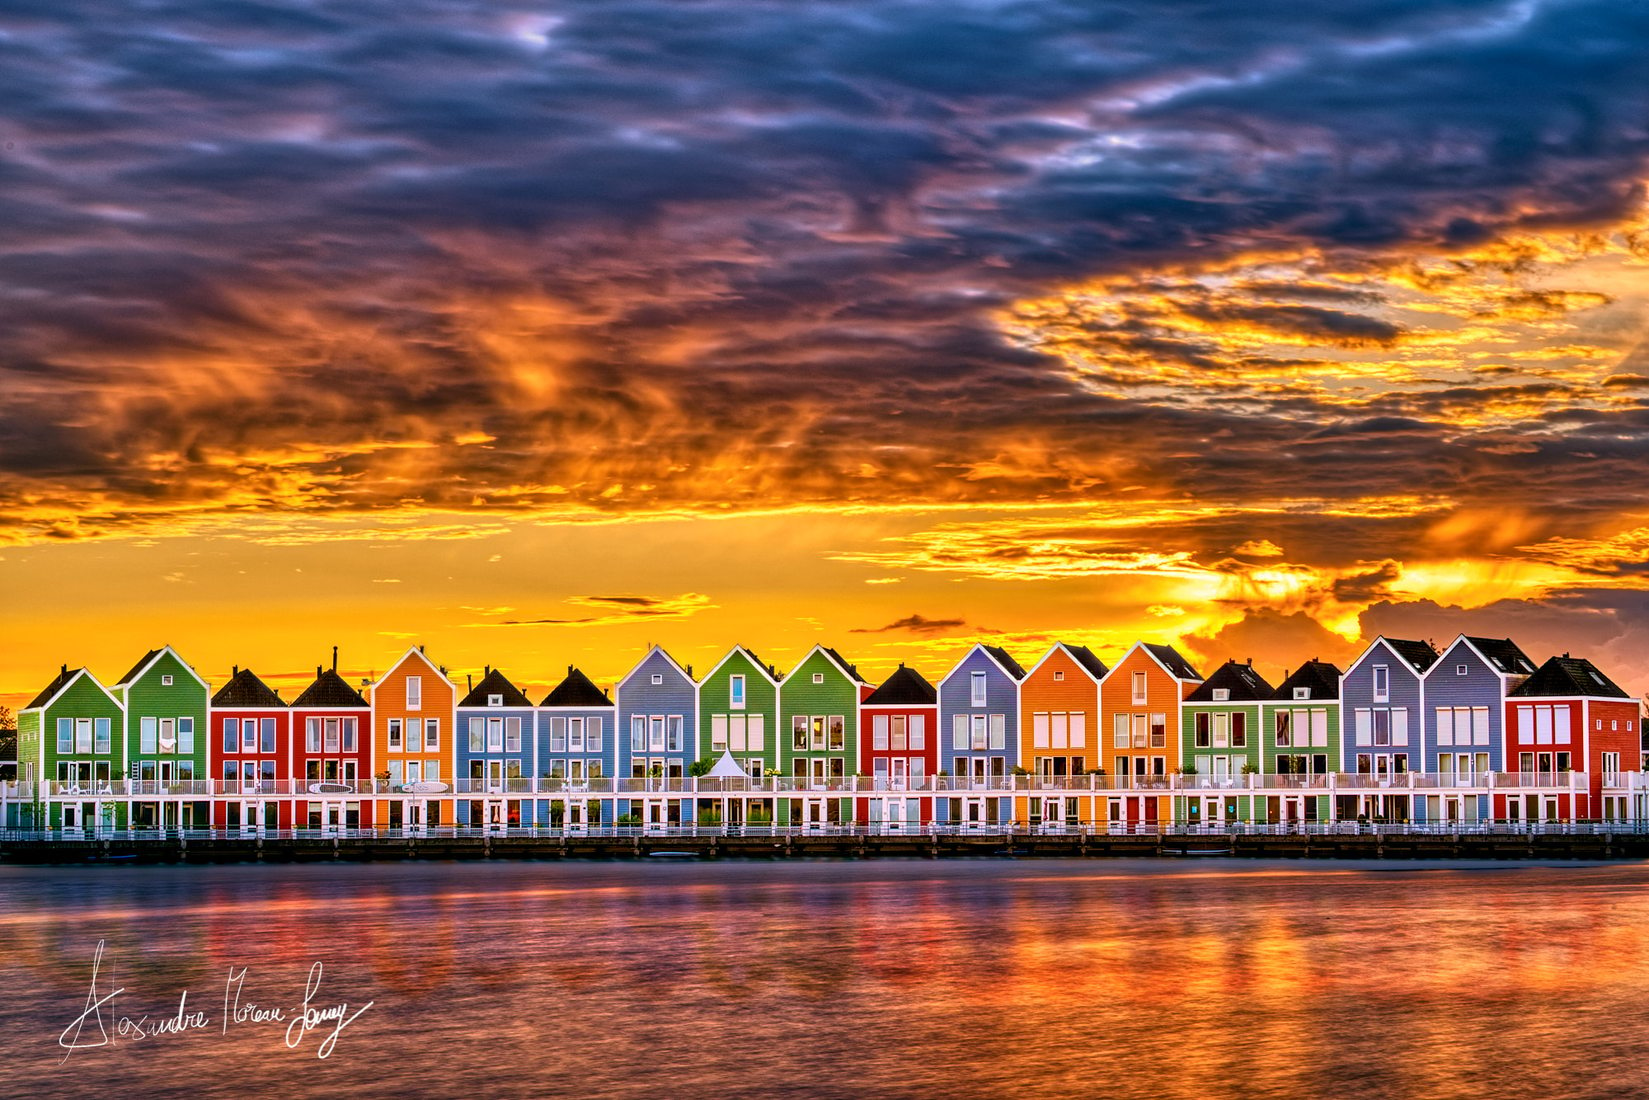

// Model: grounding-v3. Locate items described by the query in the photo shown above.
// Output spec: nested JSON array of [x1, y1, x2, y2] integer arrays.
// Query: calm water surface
[[3, 858, 1647, 1098]]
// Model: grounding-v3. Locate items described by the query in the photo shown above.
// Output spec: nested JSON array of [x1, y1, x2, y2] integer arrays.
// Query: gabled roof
[[291, 668, 369, 709], [115, 645, 209, 690], [941, 643, 1026, 686], [702, 645, 781, 685], [1028, 642, 1107, 683], [1458, 635, 1538, 677], [1510, 656, 1631, 700], [1141, 643, 1202, 682], [1272, 660, 1341, 702], [211, 668, 285, 708], [782, 644, 867, 685], [460, 668, 533, 708], [1384, 637, 1440, 673], [25, 666, 83, 711], [618, 645, 693, 687], [375, 645, 450, 686], [863, 664, 938, 706], [1186, 660, 1274, 703], [541, 667, 614, 707]]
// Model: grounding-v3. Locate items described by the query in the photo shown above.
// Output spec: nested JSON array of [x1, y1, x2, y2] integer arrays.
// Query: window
[[406, 676, 422, 709], [828, 716, 845, 751], [1114, 714, 1129, 749], [811, 716, 826, 751], [425, 718, 439, 751], [341, 719, 356, 753], [1195, 712, 1211, 748], [1053, 670, 1064, 682], [1149, 713, 1166, 749], [796, 716, 811, 751], [487, 717, 504, 752], [1212, 688, 1229, 702], [910, 715, 925, 750], [488, 694, 502, 707], [812, 673, 824, 685], [988, 714, 1005, 750], [140, 716, 157, 754], [1456, 664, 1468, 676], [161, 674, 173, 687], [1132, 713, 1148, 749], [1293, 687, 1310, 701], [1373, 710, 1390, 747], [730, 675, 746, 709], [1275, 711, 1291, 748], [953, 714, 967, 751], [407, 718, 423, 753], [651, 673, 663, 685], [588, 718, 603, 752], [873, 715, 889, 751], [75, 718, 92, 754], [893, 714, 909, 750], [259, 718, 275, 754], [631, 716, 646, 752], [970, 672, 987, 706], [1131, 671, 1148, 705], [568, 717, 585, 752], [1232, 712, 1246, 748], [307, 718, 321, 753], [223, 718, 238, 753], [712, 714, 729, 753], [94, 718, 111, 754], [971, 715, 988, 751], [242, 720, 257, 752], [1372, 665, 1389, 703], [54, 719, 70, 754], [470, 717, 486, 752], [388, 718, 403, 751]]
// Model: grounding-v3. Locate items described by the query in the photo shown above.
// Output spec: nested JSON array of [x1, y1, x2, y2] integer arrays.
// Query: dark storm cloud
[[3, 0, 1649, 564]]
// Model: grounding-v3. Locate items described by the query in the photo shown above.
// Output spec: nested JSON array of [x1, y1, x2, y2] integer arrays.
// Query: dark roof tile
[[1464, 636, 1538, 676], [1510, 656, 1631, 699], [863, 664, 938, 706], [1186, 660, 1274, 702], [1271, 660, 1342, 701], [291, 668, 369, 709], [541, 667, 613, 708], [211, 669, 285, 708], [26, 667, 81, 711], [460, 668, 533, 708], [1144, 643, 1201, 681]]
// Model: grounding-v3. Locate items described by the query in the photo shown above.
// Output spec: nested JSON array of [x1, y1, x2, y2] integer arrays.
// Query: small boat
[[1162, 847, 1234, 857], [646, 850, 699, 859]]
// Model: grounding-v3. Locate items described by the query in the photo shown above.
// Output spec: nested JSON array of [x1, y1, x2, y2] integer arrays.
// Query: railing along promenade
[[0, 770, 1618, 801]]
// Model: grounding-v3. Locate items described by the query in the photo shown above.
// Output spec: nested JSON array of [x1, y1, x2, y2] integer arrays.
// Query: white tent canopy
[[705, 751, 750, 779]]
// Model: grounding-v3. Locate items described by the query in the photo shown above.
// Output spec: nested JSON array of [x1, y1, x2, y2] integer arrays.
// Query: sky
[[5, 0, 1649, 709]]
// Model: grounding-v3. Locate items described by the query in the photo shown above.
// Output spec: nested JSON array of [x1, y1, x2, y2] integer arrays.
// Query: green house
[[114, 646, 210, 829], [1259, 659, 1343, 825], [1180, 659, 1273, 826], [778, 646, 868, 827], [696, 645, 781, 826], [15, 666, 125, 829]]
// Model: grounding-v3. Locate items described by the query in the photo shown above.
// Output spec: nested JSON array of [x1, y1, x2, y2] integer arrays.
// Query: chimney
[[332, 646, 338, 671], [567, 664, 573, 675], [1246, 657, 1252, 667], [317, 666, 323, 679], [467, 674, 473, 692], [233, 665, 239, 676], [61, 663, 68, 676], [687, 664, 694, 677], [418, 644, 425, 654]]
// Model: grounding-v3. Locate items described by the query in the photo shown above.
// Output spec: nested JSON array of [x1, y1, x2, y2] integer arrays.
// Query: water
[[4, 858, 1647, 1099]]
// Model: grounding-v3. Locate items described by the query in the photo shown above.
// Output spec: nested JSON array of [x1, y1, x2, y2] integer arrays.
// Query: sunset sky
[[6, 0, 1649, 709]]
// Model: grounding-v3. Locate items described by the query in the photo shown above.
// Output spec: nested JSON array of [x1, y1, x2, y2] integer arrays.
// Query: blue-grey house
[[536, 665, 615, 829], [937, 644, 1026, 827], [1340, 636, 1439, 823], [1420, 635, 1537, 821], [456, 667, 535, 827], [615, 646, 698, 827]]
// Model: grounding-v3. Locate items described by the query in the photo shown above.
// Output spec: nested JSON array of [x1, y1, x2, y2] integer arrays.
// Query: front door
[[566, 799, 587, 833], [804, 798, 827, 830], [487, 760, 504, 793], [890, 758, 908, 790], [62, 802, 82, 833], [240, 801, 264, 835], [883, 798, 906, 833], [485, 799, 507, 832], [963, 797, 986, 830], [406, 799, 427, 834], [1040, 797, 1065, 833]]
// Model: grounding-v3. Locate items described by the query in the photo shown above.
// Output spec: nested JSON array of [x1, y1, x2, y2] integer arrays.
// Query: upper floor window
[[1053, 671, 1064, 682], [1212, 689, 1229, 702], [1293, 687, 1310, 700], [730, 675, 746, 709], [406, 676, 422, 710], [1131, 671, 1147, 705], [651, 674, 663, 685], [1372, 665, 1389, 703], [971, 672, 987, 707], [161, 674, 173, 687], [813, 673, 824, 685], [1456, 664, 1468, 676], [488, 694, 502, 707]]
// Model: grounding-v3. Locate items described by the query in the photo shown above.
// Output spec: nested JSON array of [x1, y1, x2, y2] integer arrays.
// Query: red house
[[290, 662, 374, 831], [857, 664, 939, 830], [209, 667, 291, 831], [1501, 655, 1639, 823]]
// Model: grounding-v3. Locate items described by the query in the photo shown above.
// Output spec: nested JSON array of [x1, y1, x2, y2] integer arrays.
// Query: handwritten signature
[[60, 940, 373, 1062]]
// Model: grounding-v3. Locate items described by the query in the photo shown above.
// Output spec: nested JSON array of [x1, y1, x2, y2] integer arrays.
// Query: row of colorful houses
[[9, 633, 1644, 832]]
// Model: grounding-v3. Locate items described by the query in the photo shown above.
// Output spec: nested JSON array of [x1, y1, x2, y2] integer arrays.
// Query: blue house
[[1421, 635, 1537, 821], [1340, 636, 1438, 823], [615, 646, 698, 828], [456, 667, 535, 828], [937, 644, 1026, 827], [537, 665, 616, 829]]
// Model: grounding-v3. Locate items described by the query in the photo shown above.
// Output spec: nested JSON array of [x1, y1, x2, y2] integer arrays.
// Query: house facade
[[698, 646, 780, 827], [537, 666, 616, 829], [1261, 659, 1341, 826], [1180, 659, 1273, 827], [15, 666, 124, 830], [1420, 636, 1536, 822], [616, 646, 698, 828], [209, 667, 290, 831], [370, 646, 456, 829], [1098, 642, 1202, 829], [937, 644, 1025, 828], [116, 646, 210, 830], [1340, 637, 1438, 823], [457, 667, 535, 829], [1503, 656, 1640, 822], [779, 646, 867, 828], [859, 664, 939, 830], [1017, 643, 1106, 830], [290, 664, 373, 831]]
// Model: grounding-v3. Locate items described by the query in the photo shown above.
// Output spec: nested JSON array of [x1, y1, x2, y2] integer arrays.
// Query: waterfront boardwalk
[[3, 824, 1647, 864]]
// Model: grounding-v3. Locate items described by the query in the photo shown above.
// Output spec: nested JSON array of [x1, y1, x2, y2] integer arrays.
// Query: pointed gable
[[115, 648, 163, 687], [1272, 660, 1341, 701], [1186, 660, 1274, 703], [211, 669, 285, 708], [981, 645, 1026, 680], [864, 664, 938, 706], [460, 668, 532, 708], [542, 667, 614, 707], [1138, 642, 1202, 682], [1381, 637, 1440, 673], [1064, 644, 1108, 680], [821, 646, 868, 684], [25, 666, 83, 711], [292, 668, 369, 708], [1511, 656, 1631, 699]]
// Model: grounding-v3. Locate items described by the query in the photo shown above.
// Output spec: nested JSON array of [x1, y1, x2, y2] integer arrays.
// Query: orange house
[[1017, 643, 1108, 830], [1098, 642, 1203, 828], [370, 645, 456, 829]]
